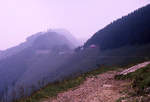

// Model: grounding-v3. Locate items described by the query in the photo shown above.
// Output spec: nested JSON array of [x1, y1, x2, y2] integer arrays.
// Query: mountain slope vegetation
[[0, 30, 78, 102], [85, 4, 150, 51], [0, 29, 100, 102], [1, 4, 150, 102]]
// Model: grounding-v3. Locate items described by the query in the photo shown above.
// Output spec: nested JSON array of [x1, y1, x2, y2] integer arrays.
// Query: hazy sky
[[0, 0, 150, 50]]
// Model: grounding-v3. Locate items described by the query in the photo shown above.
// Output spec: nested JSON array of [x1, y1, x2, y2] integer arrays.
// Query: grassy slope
[[15, 58, 148, 102], [116, 65, 150, 94], [16, 66, 118, 102], [115, 64, 150, 102]]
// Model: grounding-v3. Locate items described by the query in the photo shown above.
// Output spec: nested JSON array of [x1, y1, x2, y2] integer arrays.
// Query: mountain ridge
[[85, 4, 150, 50]]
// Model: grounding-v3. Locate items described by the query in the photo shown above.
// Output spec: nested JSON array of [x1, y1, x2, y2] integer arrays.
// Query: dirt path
[[43, 71, 129, 102], [42, 61, 150, 102]]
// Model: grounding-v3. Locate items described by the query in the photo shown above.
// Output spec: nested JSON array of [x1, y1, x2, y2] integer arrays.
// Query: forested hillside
[[1, 3, 150, 102], [0, 30, 77, 102], [85, 4, 150, 50]]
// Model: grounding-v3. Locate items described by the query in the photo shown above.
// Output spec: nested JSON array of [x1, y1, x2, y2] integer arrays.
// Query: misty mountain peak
[[32, 31, 74, 50]]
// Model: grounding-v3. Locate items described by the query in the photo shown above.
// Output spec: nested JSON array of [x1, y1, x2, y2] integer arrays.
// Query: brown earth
[[43, 61, 150, 102], [43, 71, 129, 102]]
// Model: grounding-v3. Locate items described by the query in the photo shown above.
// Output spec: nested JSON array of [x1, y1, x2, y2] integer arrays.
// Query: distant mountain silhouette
[[0, 32, 43, 60], [1, 4, 150, 102], [0, 30, 78, 101], [0, 50, 2, 55], [49, 29, 80, 47], [85, 4, 150, 50], [0, 29, 77, 61]]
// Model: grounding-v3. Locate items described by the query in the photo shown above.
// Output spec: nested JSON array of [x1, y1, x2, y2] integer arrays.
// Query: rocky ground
[[43, 71, 129, 102], [43, 61, 150, 102], [119, 61, 150, 75]]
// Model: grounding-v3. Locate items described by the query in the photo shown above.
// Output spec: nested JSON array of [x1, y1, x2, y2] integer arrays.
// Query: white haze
[[0, 0, 150, 50]]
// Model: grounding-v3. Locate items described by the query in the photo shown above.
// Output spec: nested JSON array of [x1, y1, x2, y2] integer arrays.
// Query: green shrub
[[16, 66, 118, 102], [115, 64, 150, 95]]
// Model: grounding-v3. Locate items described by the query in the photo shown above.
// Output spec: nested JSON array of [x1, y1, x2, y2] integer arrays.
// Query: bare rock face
[[118, 61, 150, 75], [103, 84, 112, 88]]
